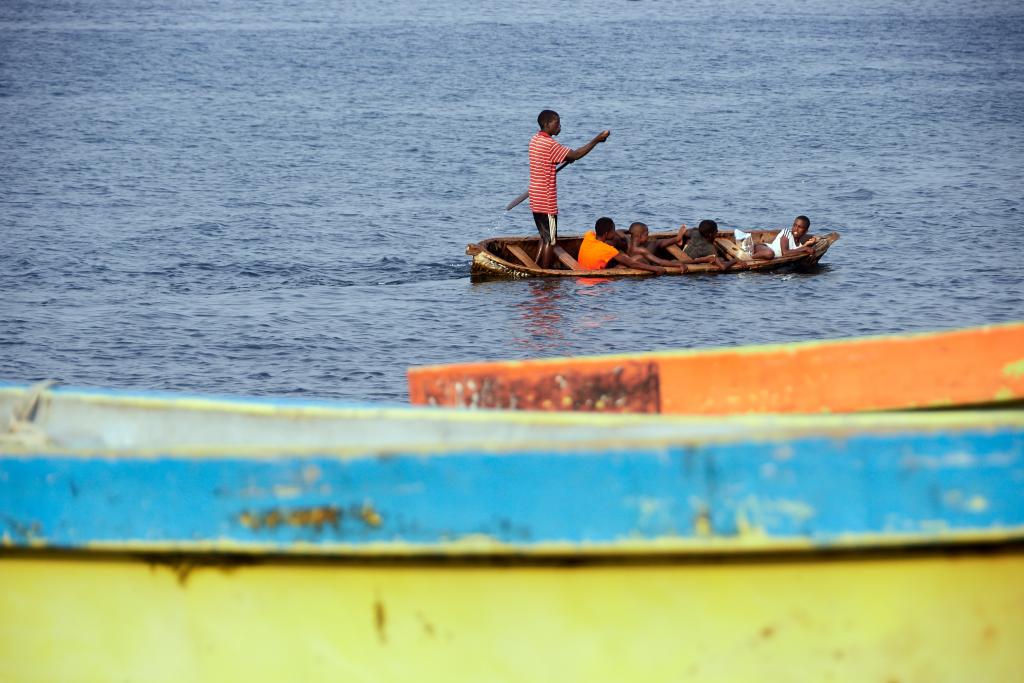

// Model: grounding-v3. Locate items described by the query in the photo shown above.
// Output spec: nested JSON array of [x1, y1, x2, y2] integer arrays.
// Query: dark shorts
[[533, 213, 558, 244]]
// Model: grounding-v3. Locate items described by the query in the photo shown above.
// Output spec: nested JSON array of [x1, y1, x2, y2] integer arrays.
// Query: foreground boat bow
[[2, 383, 1022, 681]]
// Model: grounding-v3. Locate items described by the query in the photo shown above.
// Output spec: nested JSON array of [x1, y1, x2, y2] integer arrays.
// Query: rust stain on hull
[[238, 506, 342, 532], [359, 503, 383, 528], [414, 362, 661, 413], [237, 503, 382, 534]]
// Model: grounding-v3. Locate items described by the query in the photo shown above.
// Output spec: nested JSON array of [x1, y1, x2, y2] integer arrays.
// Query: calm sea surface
[[2, 0, 1022, 402]]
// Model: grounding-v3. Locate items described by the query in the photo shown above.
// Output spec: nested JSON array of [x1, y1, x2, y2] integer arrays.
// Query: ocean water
[[2, 0, 1022, 402]]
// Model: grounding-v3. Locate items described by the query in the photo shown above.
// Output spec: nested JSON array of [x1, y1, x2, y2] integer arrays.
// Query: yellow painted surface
[[2, 552, 1023, 682]]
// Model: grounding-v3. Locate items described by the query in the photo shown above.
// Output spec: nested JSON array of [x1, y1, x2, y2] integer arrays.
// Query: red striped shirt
[[528, 132, 571, 215]]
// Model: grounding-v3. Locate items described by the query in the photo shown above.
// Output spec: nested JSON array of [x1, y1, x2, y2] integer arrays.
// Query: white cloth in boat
[[733, 229, 755, 258]]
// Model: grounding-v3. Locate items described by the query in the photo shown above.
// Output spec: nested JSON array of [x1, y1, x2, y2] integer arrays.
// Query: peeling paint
[[272, 485, 303, 499], [359, 503, 382, 528], [1002, 359, 1024, 379], [943, 490, 964, 507], [1, 516, 44, 544], [413, 362, 661, 413], [302, 465, 321, 484], [630, 497, 668, 525], [693, 507, 712, 537], [773, 445, 795, 461], [238, 506, 342, 532], [967, 496, 989, 513], [733, 507, 768, 540], [994, 387, 1014, 401], [902, 452, 977, 469], [768, 499, 816, 522]]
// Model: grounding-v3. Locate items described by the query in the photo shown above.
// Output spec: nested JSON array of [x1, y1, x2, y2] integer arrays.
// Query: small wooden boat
[[409, 321, 1024, 414], [1, 382, 1022, 681], [468, 228, 840, 279]]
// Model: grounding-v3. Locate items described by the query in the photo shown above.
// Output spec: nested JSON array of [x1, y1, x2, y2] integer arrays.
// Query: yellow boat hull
[[2, 550, 1022, 682]]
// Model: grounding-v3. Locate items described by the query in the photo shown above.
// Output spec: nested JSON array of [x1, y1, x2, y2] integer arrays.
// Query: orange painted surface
[[407, 322, 1024, 414]]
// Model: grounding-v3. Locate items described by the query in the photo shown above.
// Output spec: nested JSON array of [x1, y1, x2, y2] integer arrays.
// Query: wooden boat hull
[[11, 381, 1007, 454], [408, 321, 1024, 415], [2, 384, 1023, 680], [468, 229, 839, 279]]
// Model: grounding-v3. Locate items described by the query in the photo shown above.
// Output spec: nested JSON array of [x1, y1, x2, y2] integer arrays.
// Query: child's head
[[628, 222, 649, 244], [595, 216, 616, 238], [537, 109, 560, 134], [697, 219, 718, 241], [792, 215, 810, 239]]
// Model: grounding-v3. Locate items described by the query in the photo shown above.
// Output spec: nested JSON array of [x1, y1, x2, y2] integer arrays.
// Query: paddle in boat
[[467, 227, 840, 279]]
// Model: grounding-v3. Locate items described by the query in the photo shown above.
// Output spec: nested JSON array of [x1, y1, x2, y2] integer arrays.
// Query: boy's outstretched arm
[[610, 253, 675, 274], [566, 130, 611, 162], [651, 224, 689, 250], [636, 247, 683, 267]]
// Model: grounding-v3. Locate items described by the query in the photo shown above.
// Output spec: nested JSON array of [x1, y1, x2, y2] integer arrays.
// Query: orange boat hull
[[408, 322, 1024, 414]]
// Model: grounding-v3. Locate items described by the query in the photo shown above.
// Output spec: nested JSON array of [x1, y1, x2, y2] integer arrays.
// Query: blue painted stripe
[[1, 428, 1022, 552]]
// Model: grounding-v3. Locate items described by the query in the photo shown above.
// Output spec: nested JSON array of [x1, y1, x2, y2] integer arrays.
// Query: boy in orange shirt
[[578, 217, 677, 274]]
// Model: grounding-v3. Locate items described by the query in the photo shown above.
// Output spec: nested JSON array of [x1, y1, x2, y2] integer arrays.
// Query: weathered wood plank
[[552, 245, 581, 270], [506, 244, 540, 270], [715, 237, 750, 261]]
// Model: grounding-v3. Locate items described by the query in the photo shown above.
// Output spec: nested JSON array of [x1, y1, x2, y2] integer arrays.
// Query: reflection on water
[[511, 277, 626, 351], [569, 278, 620, 332], [575, 276, 616, 291], [513, 279, 567, 350]]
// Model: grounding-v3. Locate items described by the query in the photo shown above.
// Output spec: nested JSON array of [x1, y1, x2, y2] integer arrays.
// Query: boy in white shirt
[[751, 215, 818, 260]]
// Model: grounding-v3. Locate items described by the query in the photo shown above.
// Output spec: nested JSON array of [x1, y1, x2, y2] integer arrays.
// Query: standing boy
[[529, 110, 611, 268]]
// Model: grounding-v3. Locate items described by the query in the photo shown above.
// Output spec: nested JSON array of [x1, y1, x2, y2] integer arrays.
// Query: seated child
[[751, 215, 819, 260], [679, 219, 732, 270], [578, 217, 680, 274], [626, 222, 692, 270]]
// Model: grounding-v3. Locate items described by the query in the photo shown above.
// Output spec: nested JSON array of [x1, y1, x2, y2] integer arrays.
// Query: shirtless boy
[[578, 217, 680, 274], [626, 222, 691, 270]]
